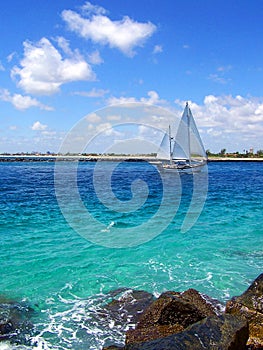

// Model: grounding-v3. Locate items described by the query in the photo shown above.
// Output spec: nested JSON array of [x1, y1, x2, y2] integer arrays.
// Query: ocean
[[0, 160, 262, 349]]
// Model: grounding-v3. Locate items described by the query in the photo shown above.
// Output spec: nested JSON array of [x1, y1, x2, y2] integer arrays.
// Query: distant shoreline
[[207, 157, 263, 162], [0, 155, 263, 162]]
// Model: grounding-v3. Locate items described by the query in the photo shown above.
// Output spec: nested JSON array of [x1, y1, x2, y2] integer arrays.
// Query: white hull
[[160, 160, 206, 173]]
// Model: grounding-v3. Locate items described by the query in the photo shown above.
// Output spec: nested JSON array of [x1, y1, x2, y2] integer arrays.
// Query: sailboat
[[157, 102, 207, 172]]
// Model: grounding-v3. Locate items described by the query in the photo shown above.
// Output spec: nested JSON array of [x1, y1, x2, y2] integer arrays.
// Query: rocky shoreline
[[1, 273, 262, 349], [102, 273, 263, 350]]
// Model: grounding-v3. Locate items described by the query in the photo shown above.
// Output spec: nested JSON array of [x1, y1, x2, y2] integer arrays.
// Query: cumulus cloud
[[102, 92, 263, 152], [11, 37, 95, 95], [0, 88, 53, 111], [175, 95, 263, 151], [61, 2, 156, 56], [31, 121, 48, 131]]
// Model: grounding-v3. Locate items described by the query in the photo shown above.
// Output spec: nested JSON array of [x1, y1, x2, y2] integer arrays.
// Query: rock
[[125, 288, 222, 345], [103, 289, 155, 326], [136, 288, 221, 329], [126, 324, 184, 345], [226, 273, 263, 348], [180, 288, 224, 316], [101, 289, 154, 350], [125, 314, 248, 350], [0, 297, 34, 344]]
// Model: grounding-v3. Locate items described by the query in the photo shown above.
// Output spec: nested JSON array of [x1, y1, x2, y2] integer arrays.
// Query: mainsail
[[173, 103, 207, 163], [157, 103, 207, 165]]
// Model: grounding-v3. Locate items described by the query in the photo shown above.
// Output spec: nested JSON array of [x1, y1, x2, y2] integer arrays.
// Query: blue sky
[[1, 0, 263, 153]]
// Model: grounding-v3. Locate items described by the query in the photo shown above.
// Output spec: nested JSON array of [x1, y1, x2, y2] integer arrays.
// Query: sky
[[1, 0, 263, 154]]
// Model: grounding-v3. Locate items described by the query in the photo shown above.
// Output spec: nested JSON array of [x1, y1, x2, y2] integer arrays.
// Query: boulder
[[225, 273, 263, 348], [0, 297, 34, 344], [125, 314, 248, 350], [125, 288, 223, 345], [126, 324, 184, 345]]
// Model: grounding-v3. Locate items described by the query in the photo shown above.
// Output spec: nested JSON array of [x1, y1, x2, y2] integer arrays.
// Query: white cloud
[[141, 90, 166, 105], [217, 65, 232, 72], [7, 52, 16, 62], [208, 66, 232, 84], [107, 95, 138, 105], [108, 90, 166, 106], [99, 93, 263, 153], [11, 37, 95, 95], [74, 88, 109, 98], [31, 121, 48, 131], [208, 74, 228, 84], [61, 4, 156, 56], [56, 36, 72, 55], [153, 45, 163, 54], [41, 130, 57, 136], [88, 50, 103, 65], [0, 88, 53, 111], [107, 115, 122, 121], [85, 112, 102, 123], [95, 122, 123, 136], [176, 95, 263, 152], [0, 61, 4, 71], [81, 1, 107, 16]]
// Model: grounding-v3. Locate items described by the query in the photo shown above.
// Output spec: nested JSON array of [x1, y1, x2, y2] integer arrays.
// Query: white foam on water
[[28, 285, 137, 349]]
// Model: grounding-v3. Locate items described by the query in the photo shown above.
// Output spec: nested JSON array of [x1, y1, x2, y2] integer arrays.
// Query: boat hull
[[160, 161, 206, 173]]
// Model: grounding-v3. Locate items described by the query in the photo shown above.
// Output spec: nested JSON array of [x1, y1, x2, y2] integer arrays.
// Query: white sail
[[188, 107, 207, 161], [173, 103, 206, 162], [172, 105, 190, 160], [157, 129, 171, 160]]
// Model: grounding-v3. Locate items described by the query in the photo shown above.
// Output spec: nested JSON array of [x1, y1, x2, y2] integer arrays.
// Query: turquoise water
[[0, 161, 262, 349]]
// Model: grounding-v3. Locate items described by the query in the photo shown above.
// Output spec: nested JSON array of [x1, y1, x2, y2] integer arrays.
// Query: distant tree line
[[206, 149, 263, 158]]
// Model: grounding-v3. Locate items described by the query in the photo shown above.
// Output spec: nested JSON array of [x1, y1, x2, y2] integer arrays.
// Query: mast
[[186, 102, 192, 165], [169, 125, 173, 165]]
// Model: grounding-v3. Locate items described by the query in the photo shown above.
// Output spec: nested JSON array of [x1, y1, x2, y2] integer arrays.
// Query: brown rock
[[226, 273, 263, 348], [124, 288, 223, 347], [136, 288, 221, 330], [125, 314, 248, 350], [126, 324, 184, 345], [181, 288, 224, 316]]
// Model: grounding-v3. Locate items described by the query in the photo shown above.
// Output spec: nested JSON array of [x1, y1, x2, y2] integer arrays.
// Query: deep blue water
[[0, 161, 262, 349]]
